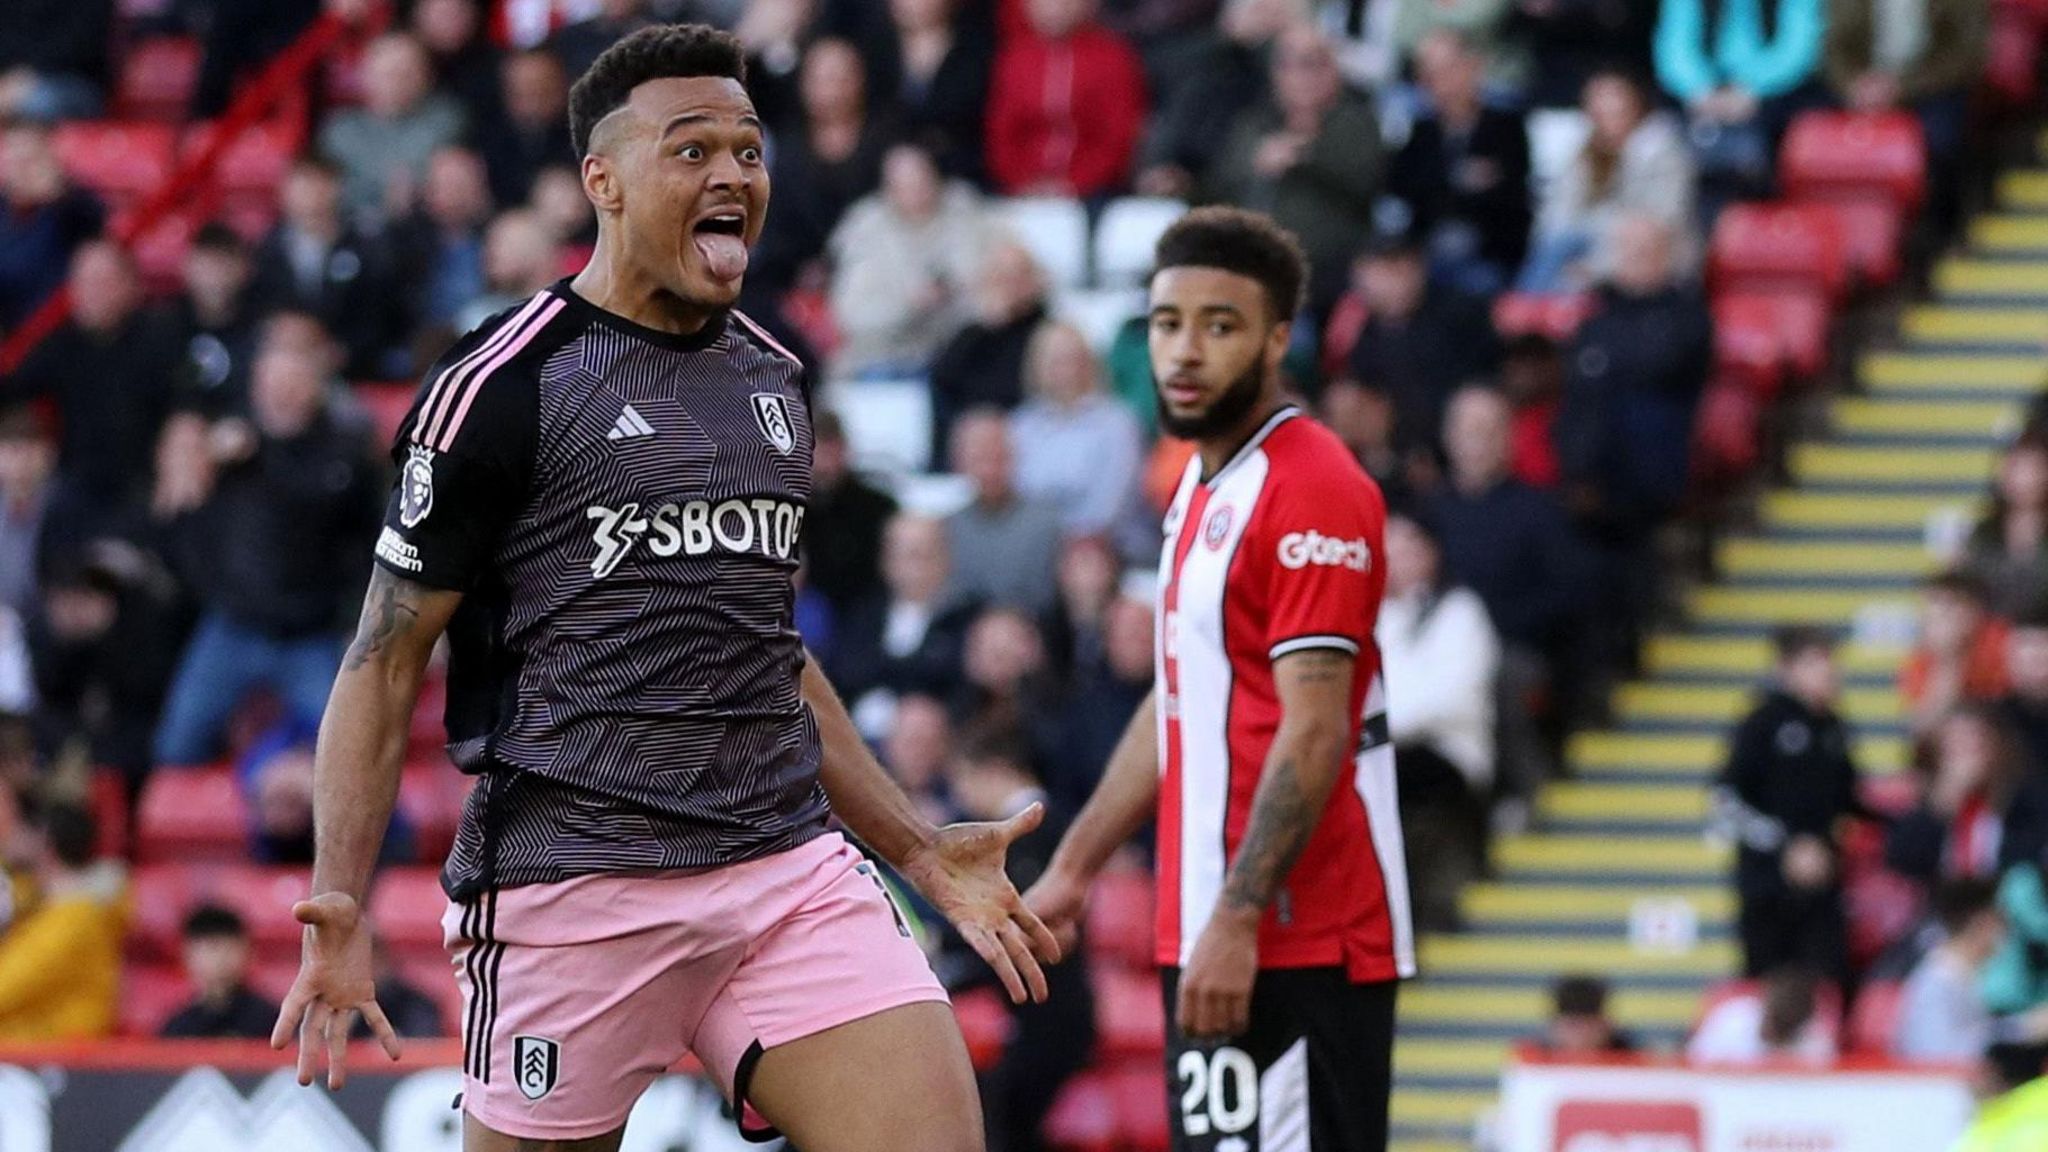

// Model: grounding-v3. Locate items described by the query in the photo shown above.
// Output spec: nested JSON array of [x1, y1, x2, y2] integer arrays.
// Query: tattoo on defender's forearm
[[343, 568, 425, 670], [1218, 650, 1353, 914], [1221, 758, 1316, 914]]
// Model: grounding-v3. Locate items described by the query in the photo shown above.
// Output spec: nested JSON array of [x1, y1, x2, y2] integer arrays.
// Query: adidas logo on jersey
[[586, 498, 806, 578], [1276, 530, 1372, 572], [606, 405, 655, 441]]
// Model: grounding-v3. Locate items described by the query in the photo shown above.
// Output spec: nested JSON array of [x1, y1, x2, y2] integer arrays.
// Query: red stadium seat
[[89, 769, 128, 860], [1858, 774, 1920, 818], [136, 767, 248, 864], [395, 953, 461, 1038], [1709, 202, 1850, 306], [1093, 966, 1165, 1059], [218, 195, 278, 243], [953, 986, 1014, 1070], [355, 382, 417, 451], [1847, 980, 1906, 1055], [187, 119, 299, 198], [1848, 868, 1925, 970], [52, 121, 176, 207], [1492, 292, 1595, 342], [411, 668, 450, 757], [1995, 0, 2048, 32], [1710, 295, 1786, 398], [323, 45, 369, 108], [212, 864, 315, 959], [251, 956, 301, 1003], [1989, 5, 2042, 109], [121, 963, 192, 1037], [368, 866, 450, 964], [1771, 289, 1832, 381], [398, 761, 464, 861], [1043, 1070, 1119, 1152], [1109, 1062, 1171, 1152], [1691, 375, 1763, 487], [116, 37, 202, 122], [130, 214, 195, 297], [1813, 200, 1905, 289], [128, 864, 198, 961], [1780, 111, 1927, 214], [1087, 867, 1155, 970]]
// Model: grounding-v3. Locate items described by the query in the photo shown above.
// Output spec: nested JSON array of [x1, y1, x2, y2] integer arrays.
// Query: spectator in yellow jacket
[[0, 806, 124, 1041]]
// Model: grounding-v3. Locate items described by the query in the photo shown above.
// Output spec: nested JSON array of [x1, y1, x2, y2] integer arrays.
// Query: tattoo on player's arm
[[1219, 648, 1355, 914], [343, 567, 425, 671], [1220, 756, 1316, 914], [1286, 648, 1353, 685]]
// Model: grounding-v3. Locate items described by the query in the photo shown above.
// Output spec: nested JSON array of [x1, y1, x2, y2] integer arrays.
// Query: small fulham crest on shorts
[[513, 1035, 560, 1100]]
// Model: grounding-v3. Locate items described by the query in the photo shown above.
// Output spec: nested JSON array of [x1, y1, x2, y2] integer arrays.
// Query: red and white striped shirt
[[1154, 407, 1415, 982]]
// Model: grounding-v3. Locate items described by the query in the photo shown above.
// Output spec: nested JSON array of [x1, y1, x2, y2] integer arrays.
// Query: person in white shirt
[[1687, 965, 1838, 1065], [1376, 509, 1500, 931], [1895, 877, 2004, 1061], [1009, 321, 1145, 542]]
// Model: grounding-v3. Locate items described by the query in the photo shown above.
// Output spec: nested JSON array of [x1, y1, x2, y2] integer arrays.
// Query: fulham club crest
[[399, 445, 436, 528], [514, 1035, 560, 1100], [752, 393, 796, 455]]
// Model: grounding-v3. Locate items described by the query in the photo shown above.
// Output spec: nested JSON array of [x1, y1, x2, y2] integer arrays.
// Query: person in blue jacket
[[1654, 0, 1829, 206]]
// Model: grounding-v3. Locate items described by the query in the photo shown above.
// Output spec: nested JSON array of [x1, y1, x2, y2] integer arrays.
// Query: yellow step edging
[[1420, 936, 1739, 977], [1792, 443, 1999, 484], [1688, 586, 1916, 625], [1462, 883, 1735, 923], [1391, 1089, 1495, 1128], [1997, 170, 2048, 209], [1937, 258, 2048, 297], [1494, 835, 1730, 874], [1400, 985, 1703, 1028], [1395, 1037, 1513, 1078], [1905, 307, 2048, 345], [1614, 683, 1901, 725], [1761, 489, 1972, 529], [1645, 635, 1908, 677], [1972, 215, 2048, 252], [1537, 783, 1711, 824], [1862, 353, 2046, 392], [1834, 397, 2020, 437], [1565, 731, 1906, 775]]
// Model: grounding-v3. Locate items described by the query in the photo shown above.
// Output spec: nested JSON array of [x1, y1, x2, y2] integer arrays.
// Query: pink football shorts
[[441, 830, 948, 1142]]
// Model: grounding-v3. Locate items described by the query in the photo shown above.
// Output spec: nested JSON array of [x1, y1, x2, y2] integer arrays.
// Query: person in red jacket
[[985, 0, 1148, 198]]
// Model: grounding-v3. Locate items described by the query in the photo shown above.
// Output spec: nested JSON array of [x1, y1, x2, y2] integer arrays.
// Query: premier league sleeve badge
[[400, 445, 437, 528]]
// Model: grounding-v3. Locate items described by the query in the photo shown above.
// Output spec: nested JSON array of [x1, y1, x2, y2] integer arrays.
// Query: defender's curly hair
[[1151, 206, 1308, 324], [567, 24, 748, 157]]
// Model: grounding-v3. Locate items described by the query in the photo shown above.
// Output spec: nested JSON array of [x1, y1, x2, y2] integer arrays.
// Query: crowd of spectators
[[0, 1, 2014, 1141], [1696, 413, 2048, 1088]]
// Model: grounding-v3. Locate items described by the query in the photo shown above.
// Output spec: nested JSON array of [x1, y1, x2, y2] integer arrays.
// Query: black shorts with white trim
[[1160, 966, 1396, 1152]]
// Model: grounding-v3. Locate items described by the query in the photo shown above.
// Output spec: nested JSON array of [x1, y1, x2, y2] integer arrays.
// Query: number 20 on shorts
[[1177, 1047, 1259, 1137]]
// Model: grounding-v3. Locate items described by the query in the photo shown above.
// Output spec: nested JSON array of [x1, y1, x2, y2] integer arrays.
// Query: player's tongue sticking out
[[693, 214, 749, 282]]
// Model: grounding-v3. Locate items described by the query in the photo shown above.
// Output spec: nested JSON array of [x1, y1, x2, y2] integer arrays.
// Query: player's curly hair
[[1151, 206, 1308, 325], [567, 24, 748, 157]]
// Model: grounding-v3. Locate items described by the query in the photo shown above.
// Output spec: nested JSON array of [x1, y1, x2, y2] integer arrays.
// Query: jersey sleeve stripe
[[416, 291, 553, 448], [731, 309, 803, 369], [1269, 634, 1362, 660], [434, 296, 567, 451]]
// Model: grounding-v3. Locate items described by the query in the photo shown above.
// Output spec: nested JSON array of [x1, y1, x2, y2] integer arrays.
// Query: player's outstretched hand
[[902, 802, 1065, 1005], [270, 892, 403, 1089]]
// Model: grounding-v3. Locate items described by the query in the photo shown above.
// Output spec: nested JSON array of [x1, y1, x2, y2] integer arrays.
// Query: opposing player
[[270, 25, 1059, 1152], [1026, 207, 1414, 1150]]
